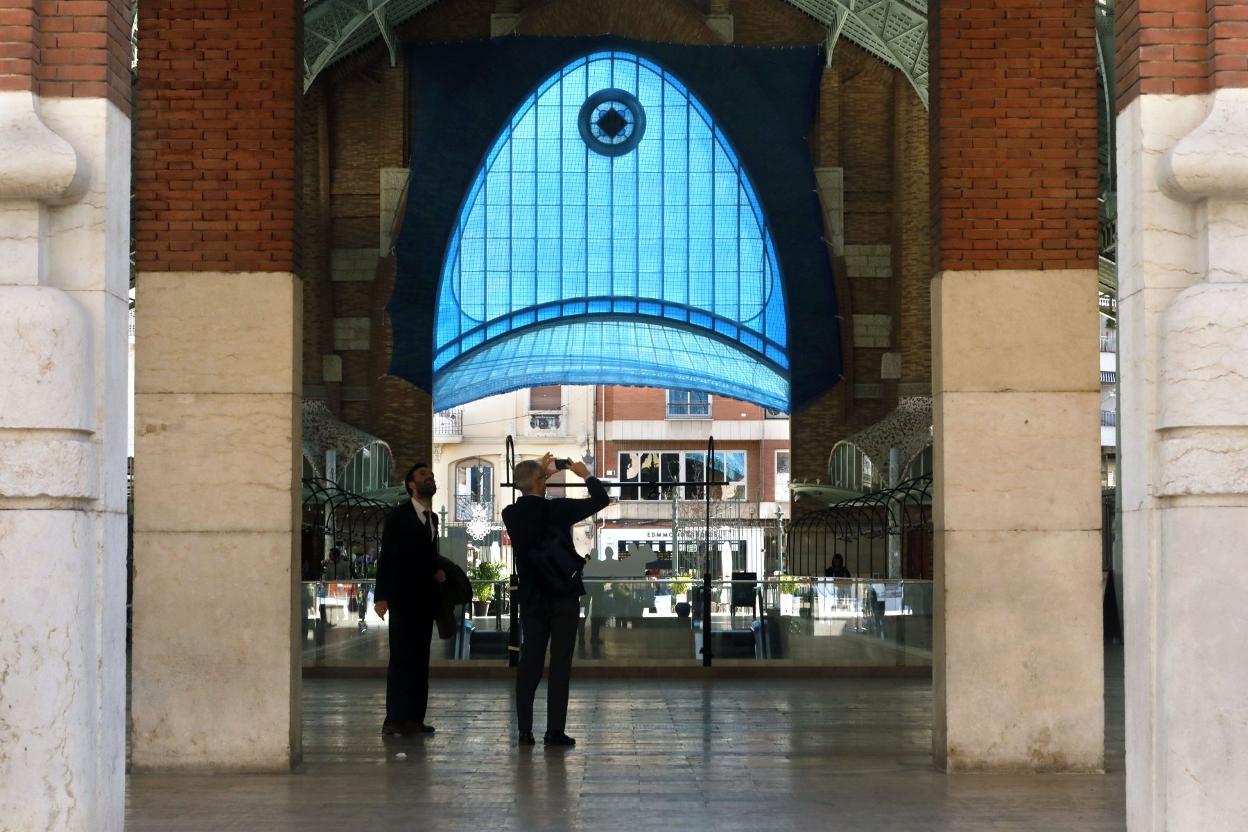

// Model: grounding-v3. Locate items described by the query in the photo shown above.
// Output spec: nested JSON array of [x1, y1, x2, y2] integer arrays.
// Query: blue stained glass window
[[434, 50, 789, 411]]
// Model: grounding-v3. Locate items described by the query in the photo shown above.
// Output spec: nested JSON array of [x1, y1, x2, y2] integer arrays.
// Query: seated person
[[823, 553, 852, 579]]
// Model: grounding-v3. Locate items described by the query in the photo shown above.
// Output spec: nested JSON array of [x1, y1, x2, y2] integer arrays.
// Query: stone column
[[130, 1, 303, 770], [1116, 3, 1248, 827], [0, 2, 131, 828], [929, 0, 1104, 770]]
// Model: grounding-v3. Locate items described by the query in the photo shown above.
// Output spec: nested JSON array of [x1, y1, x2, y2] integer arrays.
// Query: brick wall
[[930, 0, 1099, 272], [0, 0, 130, 108], [894, 79, 931, 387], [1116, 0, 1248, 108], [134, 0, 300, 274], [515, 0, 717, 42]]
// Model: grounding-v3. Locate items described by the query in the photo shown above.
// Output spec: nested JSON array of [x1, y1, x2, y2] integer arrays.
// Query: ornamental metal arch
[[787, 473, 933, 579], [431, 49, 792, 411], [301, 477, 394, 552]]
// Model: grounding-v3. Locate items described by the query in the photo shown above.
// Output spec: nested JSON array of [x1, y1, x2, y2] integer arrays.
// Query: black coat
[[502, 477, 610, 605], [375, 500, 440, 615]]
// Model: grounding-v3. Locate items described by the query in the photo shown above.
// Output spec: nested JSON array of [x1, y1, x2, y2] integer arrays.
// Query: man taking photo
[[503, 453, 609, 747]]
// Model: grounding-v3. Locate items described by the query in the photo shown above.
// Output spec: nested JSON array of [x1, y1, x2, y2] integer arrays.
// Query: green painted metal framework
[[302, 0, 931, 102]]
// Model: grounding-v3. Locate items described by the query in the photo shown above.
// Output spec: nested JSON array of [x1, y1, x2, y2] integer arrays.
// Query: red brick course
[[1116, 0, 1248, 109], [930, 0, 1100, 272], [0, 0, 130, 108], [133, 0, 300, 274]]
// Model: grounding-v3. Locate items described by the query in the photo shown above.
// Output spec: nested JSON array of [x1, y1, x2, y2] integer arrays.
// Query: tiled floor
[[126, 649, 1125, 831]]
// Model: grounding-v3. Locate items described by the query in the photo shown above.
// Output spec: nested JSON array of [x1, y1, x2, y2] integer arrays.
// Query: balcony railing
[[434, 409, 463, 439], [666, 402, 711, 418], [525, 411, 563, 436], [1101, 410, 1117, 427], [1100, 333, 1118, 353]]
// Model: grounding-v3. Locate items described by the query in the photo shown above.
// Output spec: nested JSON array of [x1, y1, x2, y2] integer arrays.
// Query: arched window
[[828, 442, 878, 494], [903, 445, 933, 480], [342, 441, 392, 493], [433, 50, 788, 411], [455, 458, 495, 521]]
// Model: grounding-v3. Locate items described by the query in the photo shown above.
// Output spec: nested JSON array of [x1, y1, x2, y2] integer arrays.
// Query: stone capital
[[0, 91, 89, 206]]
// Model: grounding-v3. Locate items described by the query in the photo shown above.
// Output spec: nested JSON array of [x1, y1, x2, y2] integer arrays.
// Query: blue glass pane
[[434, 50, 789, 410]]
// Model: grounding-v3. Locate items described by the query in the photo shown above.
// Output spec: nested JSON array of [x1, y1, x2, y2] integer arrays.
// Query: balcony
[[525, 411, 564, 437], [666, 401, 711, 419], [433, 409, 463, 442], [1101, 410, 1117, 427], [1100, 333, 1117, 353]]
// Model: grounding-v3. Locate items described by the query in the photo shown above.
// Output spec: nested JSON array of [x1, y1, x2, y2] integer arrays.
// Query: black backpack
[[527, 500, 585, 598]]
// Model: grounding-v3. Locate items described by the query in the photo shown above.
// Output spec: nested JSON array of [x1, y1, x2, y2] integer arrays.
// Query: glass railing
[[301, 577, 933, 670]]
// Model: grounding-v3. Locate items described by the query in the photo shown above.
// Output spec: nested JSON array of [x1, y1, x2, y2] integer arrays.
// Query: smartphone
[[554, 458, 572, 471]]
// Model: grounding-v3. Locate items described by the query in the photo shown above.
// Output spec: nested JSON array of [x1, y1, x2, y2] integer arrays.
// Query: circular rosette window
[[578, 88, 646, 157]]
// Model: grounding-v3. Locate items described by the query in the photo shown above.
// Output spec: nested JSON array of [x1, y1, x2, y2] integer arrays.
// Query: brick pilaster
[[0, 0, 130, 108], [134, 0, 300, 273], [1116, 0, 1248, 111], [930, 0, 1099, 272]]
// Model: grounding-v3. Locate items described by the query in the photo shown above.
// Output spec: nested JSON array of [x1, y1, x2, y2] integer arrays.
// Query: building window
[[341, 442, 392, 493], [666, 389, 710, 419], [618, 450, 745, 501], [775, 450, 790, 501], [828, 442, 877, 493], [529, 385, 561, 412], [455, 459, 494, 520], [903, 445, 933, 480], [764, 407, 788, 419], [527, 385, 563, 434]]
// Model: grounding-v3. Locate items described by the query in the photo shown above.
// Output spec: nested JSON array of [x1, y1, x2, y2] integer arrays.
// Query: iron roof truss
[[302, 0, 932, 106]]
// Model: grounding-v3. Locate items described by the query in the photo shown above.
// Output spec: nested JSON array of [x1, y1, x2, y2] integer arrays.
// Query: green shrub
[[668, 573, 693, 597], [778, 575, 801, 596], [468, 560, 505, 601]]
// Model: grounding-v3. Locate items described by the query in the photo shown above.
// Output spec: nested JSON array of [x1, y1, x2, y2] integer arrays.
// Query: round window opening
[[578, 88, 646, 157]]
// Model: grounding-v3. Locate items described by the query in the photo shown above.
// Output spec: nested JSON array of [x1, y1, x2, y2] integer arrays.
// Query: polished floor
[[126, 649, 1125, 831]]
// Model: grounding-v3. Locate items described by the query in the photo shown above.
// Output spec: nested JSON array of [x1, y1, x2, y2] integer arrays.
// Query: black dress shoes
[[381, 721, 404, 736], [404, 722, 435, 734], [543, 732, 576, 747], [518, 731, 536, 746]]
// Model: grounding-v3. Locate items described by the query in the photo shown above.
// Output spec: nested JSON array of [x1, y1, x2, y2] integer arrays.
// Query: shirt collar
[[410, 497, 433, 519]]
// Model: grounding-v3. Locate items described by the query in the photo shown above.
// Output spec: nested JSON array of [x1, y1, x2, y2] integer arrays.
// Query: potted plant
[[467, 560, 504, 617], [778, 575, 801, 616], [668, 573, 692, 602]]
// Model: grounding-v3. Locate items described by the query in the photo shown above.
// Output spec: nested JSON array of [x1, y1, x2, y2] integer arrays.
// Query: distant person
[[326, 547, 351, 580], [824, 554, 851, 579], [503, 453, 609, 747], [373, 463, 446, 737]]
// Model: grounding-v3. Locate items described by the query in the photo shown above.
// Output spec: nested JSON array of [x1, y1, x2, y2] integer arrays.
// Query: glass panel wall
[[301, 578, 932, 671]]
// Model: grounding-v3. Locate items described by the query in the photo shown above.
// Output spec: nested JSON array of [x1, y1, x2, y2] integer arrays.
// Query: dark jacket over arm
[[502, 476, 610, 604]]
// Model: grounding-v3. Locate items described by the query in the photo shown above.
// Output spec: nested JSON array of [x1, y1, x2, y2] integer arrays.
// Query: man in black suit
[[502, 453, 609, 747], [374, 462, 446, 736]]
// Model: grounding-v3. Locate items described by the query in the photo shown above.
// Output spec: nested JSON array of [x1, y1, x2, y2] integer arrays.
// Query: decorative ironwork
[[787, 474, 933, 580], [302, 477, 393, 551], [454, 494, 494, 523], [578, 88, 646, 157]]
